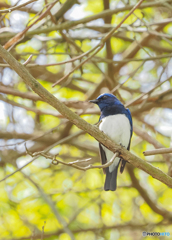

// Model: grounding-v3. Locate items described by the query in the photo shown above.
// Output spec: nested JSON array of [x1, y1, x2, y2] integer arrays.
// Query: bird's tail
[[104, 164, 119, 191]]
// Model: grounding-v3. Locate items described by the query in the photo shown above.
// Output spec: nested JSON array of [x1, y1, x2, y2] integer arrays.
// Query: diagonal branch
[[127, 165, 172, 220], [0, 44, 172, 188], [23, 173, 75, 240]]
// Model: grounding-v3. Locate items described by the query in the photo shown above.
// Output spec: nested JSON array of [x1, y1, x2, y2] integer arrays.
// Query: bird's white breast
[[99, 114, 131, 172]]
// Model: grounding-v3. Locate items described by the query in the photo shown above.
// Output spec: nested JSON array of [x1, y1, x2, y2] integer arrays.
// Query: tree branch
[[24, 173, 75, 240], [134, 126, 172, 165], [26, 146, 118, 171], [0, 0, 37, 13], [144, 148, 172, 156], [127, 165, 172, 220]]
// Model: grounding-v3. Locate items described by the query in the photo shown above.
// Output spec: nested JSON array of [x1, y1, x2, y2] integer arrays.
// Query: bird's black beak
[[89, 99, 99, 104]]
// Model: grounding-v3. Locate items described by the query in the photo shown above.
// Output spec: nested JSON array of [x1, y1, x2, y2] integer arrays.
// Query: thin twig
[[0, 0, 37, 13], [125, 75, 172, 107], [52, 44, 100, 87], [143, 148, 172, 156], [26, 146, 118, 171], [0, 130, 83, 183], [2, 53, 172, 68], [23, 54, 33, 65]]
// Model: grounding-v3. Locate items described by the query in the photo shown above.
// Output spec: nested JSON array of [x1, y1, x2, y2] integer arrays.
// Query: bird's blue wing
[[99, 143, 107, 174], [98, 114, 107, 173], [126, 108, 133, 137], [120, 108, 133, 173]]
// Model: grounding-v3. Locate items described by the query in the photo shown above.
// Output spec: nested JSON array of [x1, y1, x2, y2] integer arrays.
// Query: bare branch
[[127, 165, 172, 219], [23, 54, 33, 66], [0, 130, 83, 183], [144, 148, 172, 156], [26, 147, 118, 171], [0, 0, 37, 13]]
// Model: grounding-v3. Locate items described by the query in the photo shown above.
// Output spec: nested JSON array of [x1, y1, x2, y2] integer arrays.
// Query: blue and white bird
[[90, 93, 133, 191]]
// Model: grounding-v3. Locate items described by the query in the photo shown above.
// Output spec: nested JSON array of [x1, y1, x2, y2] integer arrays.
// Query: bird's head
[[89, 93, 122, 111]]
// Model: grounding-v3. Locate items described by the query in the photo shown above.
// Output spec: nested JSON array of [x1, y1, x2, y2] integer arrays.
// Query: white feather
[[99, 114, 131, 172]]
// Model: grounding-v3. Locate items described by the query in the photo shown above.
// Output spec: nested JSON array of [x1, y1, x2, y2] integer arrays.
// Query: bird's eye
[[102, 96, 107, 100]]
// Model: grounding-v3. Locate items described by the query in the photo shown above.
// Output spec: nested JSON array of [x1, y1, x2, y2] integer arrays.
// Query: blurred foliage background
[[0, 0, 172, 239]]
